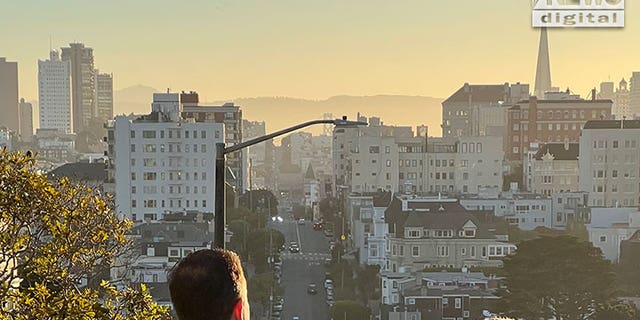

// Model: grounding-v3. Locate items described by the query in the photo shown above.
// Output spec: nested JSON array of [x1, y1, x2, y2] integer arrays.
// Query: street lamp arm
[[224, 118, 368, 154], [214, 116, 367, 249]]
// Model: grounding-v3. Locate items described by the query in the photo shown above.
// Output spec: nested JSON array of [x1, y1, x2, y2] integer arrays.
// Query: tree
[[594, 301, 640, 320], [330, 300, 370, 320], [502, 165, 522, 191], [238, 189, 278, 216], [497, 236, 614, 320], [355, 264, 380, 302], [246, 228, 285, 273], [0, 151, 169, 319]]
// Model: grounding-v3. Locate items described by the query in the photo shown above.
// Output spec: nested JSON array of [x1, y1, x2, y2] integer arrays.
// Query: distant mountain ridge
[[114, 85, 444, 136]]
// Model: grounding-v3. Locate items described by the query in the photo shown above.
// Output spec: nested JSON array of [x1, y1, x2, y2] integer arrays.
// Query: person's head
[[169, 248, 249, 320]]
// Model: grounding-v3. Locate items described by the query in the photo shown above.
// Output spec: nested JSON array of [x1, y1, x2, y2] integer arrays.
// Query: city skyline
[[2, 0, 640, 104]]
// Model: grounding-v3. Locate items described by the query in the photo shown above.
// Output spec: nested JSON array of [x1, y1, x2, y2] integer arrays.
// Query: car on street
[[324, 258, 332, 267], [313, 222, 323, 230], [292, 317, 300, 320], [307, 283, 317, 294], [273, 304, 283, 312], [324, 279, 333, 289], [297, 218, 305, 225], [289, 245, 300, 253]]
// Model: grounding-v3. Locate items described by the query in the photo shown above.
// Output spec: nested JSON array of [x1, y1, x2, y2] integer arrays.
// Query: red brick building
[[506, 95, 612, 162]]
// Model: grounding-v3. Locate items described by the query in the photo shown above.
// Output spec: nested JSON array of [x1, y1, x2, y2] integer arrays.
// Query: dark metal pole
[[214, 143, 226, 248]]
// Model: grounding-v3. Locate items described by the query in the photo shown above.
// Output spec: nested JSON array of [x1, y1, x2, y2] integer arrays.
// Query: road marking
[[295, 223, 302, 252]]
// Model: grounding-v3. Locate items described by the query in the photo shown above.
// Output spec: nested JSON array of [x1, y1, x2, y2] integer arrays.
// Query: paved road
[[270, 218, 331, 320]]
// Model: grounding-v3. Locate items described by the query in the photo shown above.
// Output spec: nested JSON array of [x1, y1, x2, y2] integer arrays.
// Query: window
[[477, 143, 482, 153], [437, 246, 449, 257], [144, 144, 157, 153], [202, 172, 207, 180], [143, 158, 156, 167], [130, 130, 135, 138], [613, 140, 619, 148], [131, 199, 136, 208], [131, 173, 136, 181], [143, 172, 157, 180], [385, 146, 391, 153], [131, 186, 136, 194], [131, 144, 136, 152], [369, 146, 380, 153], [455, 298, 461, 309], [142, 130, 156, 138], [412, 246, 419, 257], [600, 235, 607, 242], [201, 144, 207, 152]]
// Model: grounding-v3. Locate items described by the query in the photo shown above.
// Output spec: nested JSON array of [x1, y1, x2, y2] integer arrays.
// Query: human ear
[[232, 299, 243, 320]]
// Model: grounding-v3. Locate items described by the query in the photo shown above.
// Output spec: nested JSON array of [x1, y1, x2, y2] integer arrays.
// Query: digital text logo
[[532, 0, 625, 28]]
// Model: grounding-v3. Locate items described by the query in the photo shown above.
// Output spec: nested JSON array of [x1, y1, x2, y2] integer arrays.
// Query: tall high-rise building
[[613, 78, 631, 120], [38, 50, 72, 133], [534, 28, 552, 98], [107, 92, 224, 222], [629, 72, 640, 118], [96, 72, 113, 123], [19, 98, 33, 142], [0, 57, 19, 133], [61, 43, 95, 133]]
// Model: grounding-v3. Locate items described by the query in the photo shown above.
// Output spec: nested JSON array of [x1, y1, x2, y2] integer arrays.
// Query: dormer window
[[464, 229, 476, 237], [406, 228, 422, 238], [434, 230, 453, 238]]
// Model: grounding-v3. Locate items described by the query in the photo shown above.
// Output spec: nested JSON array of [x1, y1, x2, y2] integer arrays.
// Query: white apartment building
[[347, 193, 392, 267], [453, 136, 504, 194], [460, 191, 553, 231], [579, 120, 640, 207], [336, 125, 503, 196], [333, 120, 411, 196], [587, 208, 640, 263], [111, 93, 224, 222], [38, 50, 71, 133], [523, 142, 579, 195]]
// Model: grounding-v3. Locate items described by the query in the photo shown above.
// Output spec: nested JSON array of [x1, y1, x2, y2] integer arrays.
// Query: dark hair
[[169, 249, 246, 320]]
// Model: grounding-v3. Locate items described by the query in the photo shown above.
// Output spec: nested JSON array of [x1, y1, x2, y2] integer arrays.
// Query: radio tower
[[322, 113, 333, 136]]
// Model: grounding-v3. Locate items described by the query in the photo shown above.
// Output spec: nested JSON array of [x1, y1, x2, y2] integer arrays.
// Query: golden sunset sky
[[2, 0, 640, 103]]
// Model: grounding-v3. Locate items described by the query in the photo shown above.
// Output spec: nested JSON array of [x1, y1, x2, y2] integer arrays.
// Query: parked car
[[307, 283, 318, 294], [324, 279, 333, 289]]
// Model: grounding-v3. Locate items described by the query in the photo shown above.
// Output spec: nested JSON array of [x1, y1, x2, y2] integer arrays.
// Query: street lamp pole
[[214, 116, 367, 248]]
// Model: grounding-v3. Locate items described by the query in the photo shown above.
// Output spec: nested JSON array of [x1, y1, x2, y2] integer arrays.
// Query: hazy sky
[[2, 0, 640, 102]]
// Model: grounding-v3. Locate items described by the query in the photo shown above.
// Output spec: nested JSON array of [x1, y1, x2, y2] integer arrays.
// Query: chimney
[[592, 88, 597, 101]]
